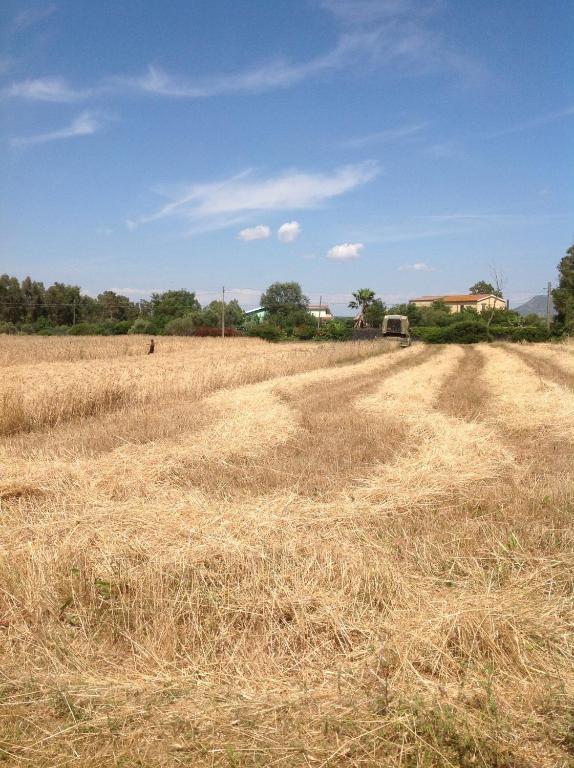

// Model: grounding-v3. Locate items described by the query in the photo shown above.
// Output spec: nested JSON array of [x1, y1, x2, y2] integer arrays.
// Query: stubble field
[[0, 336, 573, 767]]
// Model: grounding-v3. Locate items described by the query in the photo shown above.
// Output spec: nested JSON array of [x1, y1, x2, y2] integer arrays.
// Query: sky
[[1, 0, 573, 312]]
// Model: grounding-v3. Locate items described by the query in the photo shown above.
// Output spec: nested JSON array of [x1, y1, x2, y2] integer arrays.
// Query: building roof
[[308, 304, 331, 311], [412, 293, 498, 303], [244, 306, 265, 315]]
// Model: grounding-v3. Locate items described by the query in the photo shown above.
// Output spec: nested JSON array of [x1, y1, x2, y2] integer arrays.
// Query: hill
[[514, 294, 555, 317]]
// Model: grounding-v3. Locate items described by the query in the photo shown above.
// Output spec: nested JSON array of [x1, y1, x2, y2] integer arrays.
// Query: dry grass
[[0, 338, 572, 767], [0, 335, 239, 365], [0, 337, 391, 436], [505, 342, 574, 387], [482, 344, 574, 442]]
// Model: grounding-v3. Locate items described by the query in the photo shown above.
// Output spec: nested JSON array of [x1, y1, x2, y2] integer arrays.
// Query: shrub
[[164, 315, 196, 336], [129, 318, 159, 335], [195, 325, 242, 337], [488, 324, 514, 340], [251, 322, 284, 342], [319, 319, 353, 341], [509, 325, 550, 342], [102, 320, 132, 335], [67, 323, 105, 336], [293, 323, 317, 340], [443, 320, 488, 343], [0, 322, 18, 334], [411, 326, 447, 343], [413, 320, 488, 344]]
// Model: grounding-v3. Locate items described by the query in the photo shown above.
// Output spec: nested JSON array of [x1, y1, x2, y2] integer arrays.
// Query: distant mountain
[[513, 294, 555, 318]]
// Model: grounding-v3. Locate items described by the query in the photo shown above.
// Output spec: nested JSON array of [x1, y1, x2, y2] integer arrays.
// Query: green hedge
[[413, 321, 487, 344], [413, 321, 551, 344], [411, 326, 447, 343], [247, 322, 284, 342]]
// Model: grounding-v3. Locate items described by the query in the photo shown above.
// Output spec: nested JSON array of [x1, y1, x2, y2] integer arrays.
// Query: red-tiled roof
[[412, 294, 495, 303]]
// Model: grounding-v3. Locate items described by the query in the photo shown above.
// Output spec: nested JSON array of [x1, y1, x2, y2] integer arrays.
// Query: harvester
[[382, 314, 411, 347]]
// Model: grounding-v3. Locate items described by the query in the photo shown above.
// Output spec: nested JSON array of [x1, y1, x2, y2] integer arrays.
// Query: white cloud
[[343, 122, 427, 148], [326, 242, 364, 261], [129, 162, 378, 231], [2, 76, 90, 102], [278, 221, 301, 242], [238, 224, 271, 241], [10, 111, 106, 147], [399, 261, 434, 271]]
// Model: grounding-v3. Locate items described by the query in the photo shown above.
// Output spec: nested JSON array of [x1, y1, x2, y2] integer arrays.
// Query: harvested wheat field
[[0, 336, 573, 767]]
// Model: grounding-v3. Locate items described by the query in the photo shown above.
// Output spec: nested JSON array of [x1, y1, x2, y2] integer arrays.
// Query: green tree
[[364, 298, 387, 328], [469, 280, 502, 297], [0, 274, 25, 324], [261, 282, 308, 316], [387, 302, 423, 326], [553, 244, 574, 331], [198, 299, 245, 329], [21, 276, 46, 322], [78, 295, 99, 323], [260, 282, 311, 333], [44, 282, 82, 325], [348, 288, 376, 327], [96, 291, 137, 321], [419, 300, 453, 327], [150, 290, 201, 327]]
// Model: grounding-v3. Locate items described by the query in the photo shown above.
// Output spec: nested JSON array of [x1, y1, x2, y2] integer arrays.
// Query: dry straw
[[0, 338, 572, 767]]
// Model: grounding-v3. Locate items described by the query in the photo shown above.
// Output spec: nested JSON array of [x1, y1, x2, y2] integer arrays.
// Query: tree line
[[1, 245, 572, 339], [0, 278, 245, 336]]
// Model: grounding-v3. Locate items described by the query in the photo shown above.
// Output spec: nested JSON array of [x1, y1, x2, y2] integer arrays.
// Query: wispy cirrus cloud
[[343, 121, 427, 148], [3, 1, 480, 105], [487, 105, 574, 138], [127, 162, 378, 232], [13, 3, 58, 31], [2, 76, 92, 102], [0, 56, 16, 76], [121, 0, 479, 99], [10, 110, 107, 147]]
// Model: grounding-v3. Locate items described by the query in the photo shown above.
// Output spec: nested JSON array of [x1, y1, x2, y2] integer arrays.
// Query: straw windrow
[[0, 338, 572, 767]]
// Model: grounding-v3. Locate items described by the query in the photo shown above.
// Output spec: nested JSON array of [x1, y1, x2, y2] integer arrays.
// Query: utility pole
[[317, 295, 322, 331], [221, 286, 225, 339], [72, 301, 76, 326], [546, 281, 552, 330]]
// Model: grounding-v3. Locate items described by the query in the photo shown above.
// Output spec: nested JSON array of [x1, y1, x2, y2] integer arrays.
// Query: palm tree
[[348, 288, 376, 328]]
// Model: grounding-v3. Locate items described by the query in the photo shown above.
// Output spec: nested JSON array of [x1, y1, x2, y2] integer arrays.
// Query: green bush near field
[[412, 320, 551, 344]]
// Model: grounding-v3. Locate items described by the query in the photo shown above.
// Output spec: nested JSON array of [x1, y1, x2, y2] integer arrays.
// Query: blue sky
[[1, 0, 573, 311]]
